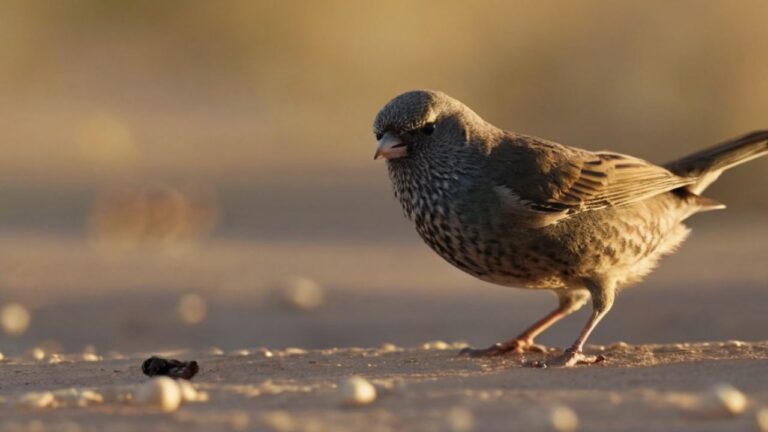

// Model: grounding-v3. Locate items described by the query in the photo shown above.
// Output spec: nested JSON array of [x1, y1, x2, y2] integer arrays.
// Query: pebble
[[18, 392, 55, 409], [446, 407, 475, 432], [607, 341, 630, 350], [757, 408, 768, 432], [257, 347, 274, 357], [548, 405, 579, 432], [229, 349, 251, 357], [338, 376, 377, 406], [208, 347, 224, 356], [277, 276, 325, 311], [176, 293, 208, 325], [82, 352, 102, 362], [0, 302, 31, 336], [282, 347, 307, 356], [178, 380, 209, 402], [29, 348, 46, 361], [696, 383, 748, 417], [723, 340, 746, 348], [378, 343, 400, 353], [133, 377, 182, 412], [422, 340, 449, 350]]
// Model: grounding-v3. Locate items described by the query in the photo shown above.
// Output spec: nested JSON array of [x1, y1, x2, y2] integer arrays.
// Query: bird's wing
[[488, 134, 696, 226]]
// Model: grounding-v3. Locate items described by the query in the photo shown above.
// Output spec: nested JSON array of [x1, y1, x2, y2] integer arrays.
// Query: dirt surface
[[0, 342, 767, 431], [0, 224, 766, 431]]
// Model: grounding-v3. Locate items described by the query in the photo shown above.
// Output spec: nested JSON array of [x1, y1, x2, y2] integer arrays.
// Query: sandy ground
[[0, 222, 766, 431]]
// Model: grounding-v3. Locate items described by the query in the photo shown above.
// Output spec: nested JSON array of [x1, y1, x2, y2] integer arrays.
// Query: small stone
[[756, 408, 768, 432], [378, 343, 400, 353], [133, 377, 182, 412], [548, 405, 579, 432], [257, 347, 274, 357], [18, 392, 55, 409], [277, 276, 325, 311], [229, 349, 250, 357], [697, 383, 748, 417], [422, 340, 449, 350], [176, 293, 208, 325], [208, 347, 224, 356], [82, 353, 102, 362], [29, 348, 46, 361], [261, 411, 296, 432], [1, 302, 31, 336], [338, 376, 377, 406], [446, 406, 474, 432], [282, 347, 307, 356], [178, 380, 209, 402], [723, 340, 746, 348], [607, 341, 629, 350]]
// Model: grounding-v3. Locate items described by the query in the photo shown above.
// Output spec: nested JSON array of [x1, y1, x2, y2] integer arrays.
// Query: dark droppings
[[141, 356, 199, 380]]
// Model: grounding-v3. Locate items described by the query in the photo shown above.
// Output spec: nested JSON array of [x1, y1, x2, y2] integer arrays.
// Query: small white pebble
[[282, 347, 307, 356], [549, 405, 579, 432], [257, 348, 274, 358], [229, 349, 250, 357], [422, 340, 449, 350], [18, 391, 55, 409], [607, 341, 629, 350], [176, 293, 208, 325], [0, 352, 4, 361], [178, 380, 209, 402], [29, 348, 46, 361], [338, 376, 377, 406], [723, 340, 746, 348], [1, 302, 31, 336], [277, 276, 325, 311], [208, 347, 224, 356], [446, 406, 475, 432], [378, 343, 400, 353], [261, 411, 296, 432], [82, 352, 102, 362], [756, 408, 768, 432], [133, 377, 182, 412], [697, 383, 748, 417]]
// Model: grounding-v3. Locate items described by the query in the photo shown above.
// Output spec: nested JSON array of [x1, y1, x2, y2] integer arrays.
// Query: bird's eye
[[422, 123, 435, 135], [375, 132, 383, 140]]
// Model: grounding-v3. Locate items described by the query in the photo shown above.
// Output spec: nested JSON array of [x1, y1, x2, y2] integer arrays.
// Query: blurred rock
[[0, 302, 31, 336], [133, 377, 182, 412], [276, 276, 325, 311], [338, 376, 377, 406], [695, 383, 748, 417], [176, 293, 208, 325]]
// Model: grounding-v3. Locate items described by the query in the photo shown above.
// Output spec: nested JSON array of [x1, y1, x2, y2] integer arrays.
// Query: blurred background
[[0, 0, 766, 358]]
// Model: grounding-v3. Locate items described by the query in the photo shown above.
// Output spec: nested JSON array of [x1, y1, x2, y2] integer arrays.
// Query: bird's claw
[[529, 348, 605, 368], [459, 340, 548, 357]]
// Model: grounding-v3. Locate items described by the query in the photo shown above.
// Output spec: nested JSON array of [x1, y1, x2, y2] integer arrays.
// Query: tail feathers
[[674, 188, 726, 214], [665, 130, 768, 194]]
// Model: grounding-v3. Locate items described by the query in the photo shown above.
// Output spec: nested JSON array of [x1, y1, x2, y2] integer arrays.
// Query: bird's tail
[[664, 130, 768, 194]]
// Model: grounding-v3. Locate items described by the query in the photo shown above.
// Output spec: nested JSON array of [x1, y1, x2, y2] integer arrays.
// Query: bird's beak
[[374, 132, 407, 160]]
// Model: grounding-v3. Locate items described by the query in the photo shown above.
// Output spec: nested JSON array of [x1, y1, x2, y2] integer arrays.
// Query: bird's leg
[[460, 290, 589, 357], [535, 278, 615, 367]]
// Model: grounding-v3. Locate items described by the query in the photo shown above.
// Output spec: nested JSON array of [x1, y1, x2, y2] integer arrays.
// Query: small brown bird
[[373, 90, 768, 367]]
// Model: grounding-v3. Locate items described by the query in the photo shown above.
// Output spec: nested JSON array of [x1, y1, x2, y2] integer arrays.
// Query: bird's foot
[[529, 348, 605, 368], [459, 339, 548, 357]]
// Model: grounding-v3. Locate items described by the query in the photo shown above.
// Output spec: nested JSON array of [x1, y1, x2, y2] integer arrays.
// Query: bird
[[372, 89, 768, 367]]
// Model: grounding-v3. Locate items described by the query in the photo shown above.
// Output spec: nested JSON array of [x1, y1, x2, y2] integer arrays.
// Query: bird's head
[[372, 90, 494, 162]]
